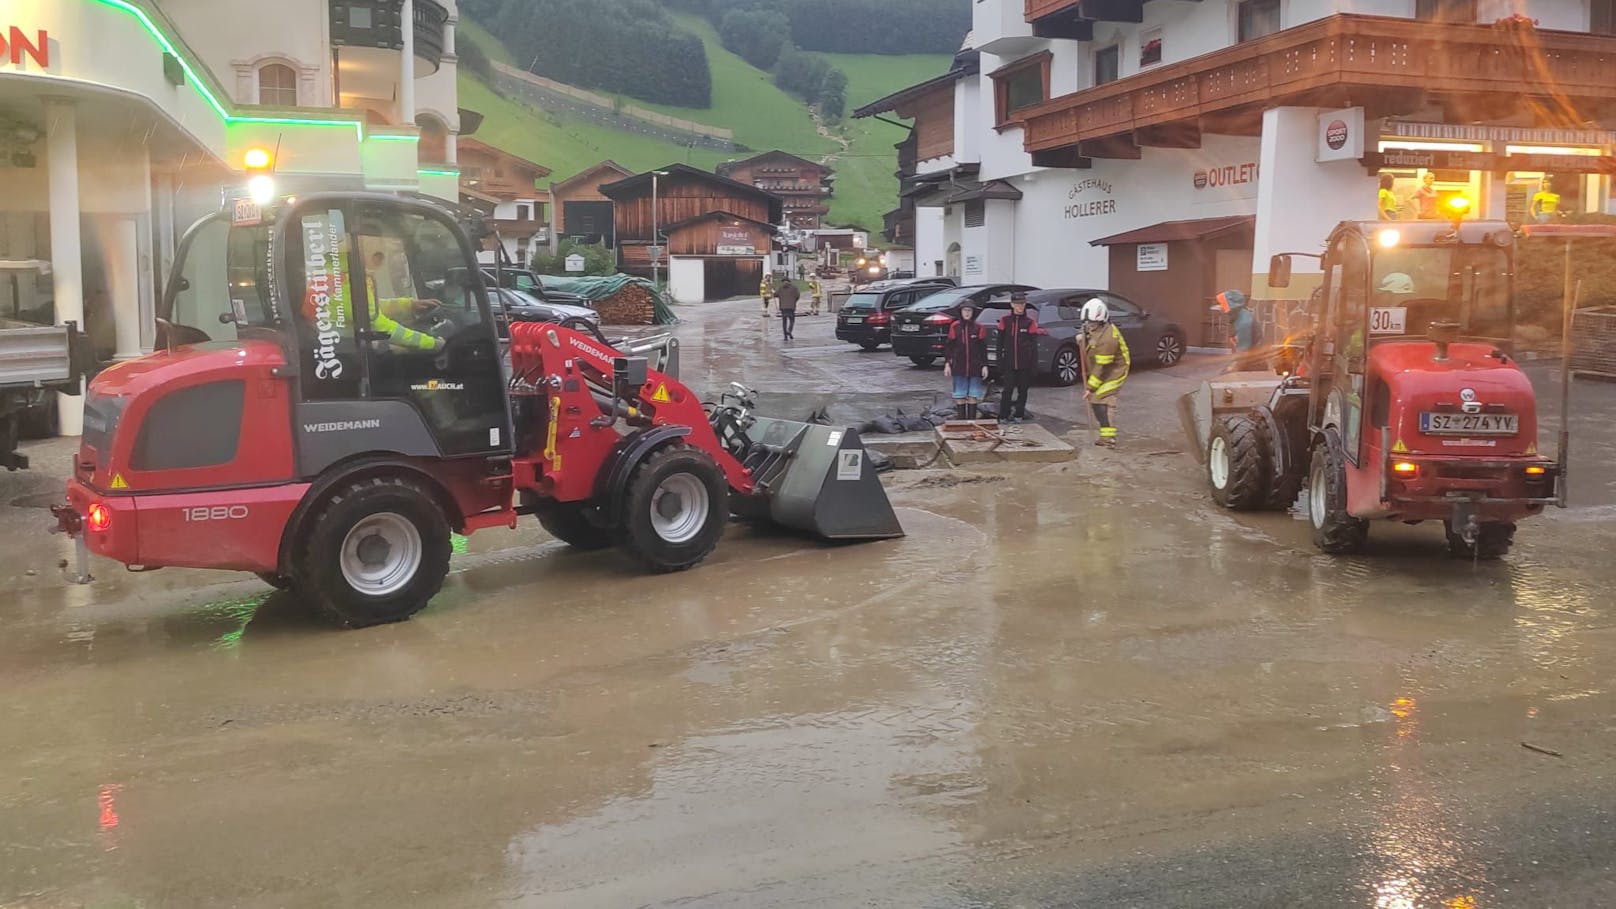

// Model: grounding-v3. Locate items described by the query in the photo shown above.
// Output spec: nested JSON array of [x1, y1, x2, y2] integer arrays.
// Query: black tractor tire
[[1207, 415, 1269, 510], [909, 356, 937, 368], [618, 444, 730, 573], [256, 572, 294, 591], [860, 340, 881, 351], [1308, 433, 1369, 554], [296, 476, 452, 628], [531, 496, 615, 550], [1051, 346, 1082, 387], [1445, 521, 1516, 560]]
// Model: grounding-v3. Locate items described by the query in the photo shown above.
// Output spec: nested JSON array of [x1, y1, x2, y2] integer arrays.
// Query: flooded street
[[6, 300, 1616, 907]]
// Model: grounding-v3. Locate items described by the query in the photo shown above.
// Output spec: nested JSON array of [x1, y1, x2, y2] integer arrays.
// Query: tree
[[535, 240, 617, 277], [818, 68, 847, 122], [720, 8, 789, 70]]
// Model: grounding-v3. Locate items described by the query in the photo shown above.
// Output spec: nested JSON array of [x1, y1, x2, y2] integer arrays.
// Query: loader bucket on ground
[[737, 416, 905, 541]]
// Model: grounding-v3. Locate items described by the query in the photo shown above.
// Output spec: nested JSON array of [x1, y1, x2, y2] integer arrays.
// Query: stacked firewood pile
[[592, 282, 662, 326]]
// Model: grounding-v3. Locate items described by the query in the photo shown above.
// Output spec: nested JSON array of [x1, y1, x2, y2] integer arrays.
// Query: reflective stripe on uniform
[[1094, 354, 1116, 364], [1099, 426, 1118, 438], [1087, 375, 1103, 390], [1094, 378, 1125, 396]]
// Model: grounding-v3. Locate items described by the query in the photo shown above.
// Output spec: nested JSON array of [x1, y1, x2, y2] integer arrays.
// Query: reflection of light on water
[[98, 783, 122, 851], [204, 594, 269, 651], [1390, 696, 1418, 738], [1509, 566, 1600, 673]]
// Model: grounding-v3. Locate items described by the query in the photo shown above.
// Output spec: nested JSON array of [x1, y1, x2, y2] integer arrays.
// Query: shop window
[[1415, 0, 1476, 22], [1238, 0, 1281, 42], [991, 52, 1051, 128], [1595, 0, 1616, 34], [1093, 46, 1120, 86], [964, 200, 986, 229], [258, 63, 298, 106]]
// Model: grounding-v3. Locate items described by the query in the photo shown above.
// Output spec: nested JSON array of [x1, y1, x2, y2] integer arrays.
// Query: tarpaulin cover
[[541, 275, 678, 325]]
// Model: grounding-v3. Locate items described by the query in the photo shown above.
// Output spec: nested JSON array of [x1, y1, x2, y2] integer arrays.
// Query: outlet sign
[[0, 26, 50, 68]]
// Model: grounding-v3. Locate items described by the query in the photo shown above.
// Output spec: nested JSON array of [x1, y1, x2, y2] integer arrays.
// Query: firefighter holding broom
[[1080, 297, 1129, 447]]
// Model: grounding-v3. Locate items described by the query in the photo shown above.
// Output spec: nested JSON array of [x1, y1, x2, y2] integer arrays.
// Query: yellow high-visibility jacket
[[365, 276, 441, 351], [1082, 323, 1130, 401]]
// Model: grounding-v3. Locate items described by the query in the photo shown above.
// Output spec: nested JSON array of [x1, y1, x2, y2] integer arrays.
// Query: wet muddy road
[[5, 301, 1616, 907]]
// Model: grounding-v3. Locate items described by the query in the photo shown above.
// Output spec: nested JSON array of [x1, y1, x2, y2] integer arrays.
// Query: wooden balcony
[[1022, 14, 1616, 158], [1026, 0, 1079, 20]]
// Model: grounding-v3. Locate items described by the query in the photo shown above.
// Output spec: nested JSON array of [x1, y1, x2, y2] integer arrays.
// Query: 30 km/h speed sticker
[[1369, 306, 1408, 335]]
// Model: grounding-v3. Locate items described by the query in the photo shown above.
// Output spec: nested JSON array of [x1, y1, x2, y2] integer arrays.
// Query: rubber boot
[[954, 404, 966, 421], [965, 403, 978, 421]]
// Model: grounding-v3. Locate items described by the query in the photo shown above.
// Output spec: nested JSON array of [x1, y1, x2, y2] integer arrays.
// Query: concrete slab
[[936, 420, 1076, 465], [862, 431, 942, 469]]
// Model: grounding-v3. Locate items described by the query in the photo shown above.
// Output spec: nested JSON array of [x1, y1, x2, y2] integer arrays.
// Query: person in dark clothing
[[995, 291, 1047, 423], [942, 302, 988, 420], [776, 279, 801, 340]]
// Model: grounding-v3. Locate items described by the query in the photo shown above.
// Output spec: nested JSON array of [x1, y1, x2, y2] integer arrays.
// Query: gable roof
[[551, 160, 634, 195], [716, 150, 829, 176], [599, 163, 784, 223], [455, 137, 551, 178]]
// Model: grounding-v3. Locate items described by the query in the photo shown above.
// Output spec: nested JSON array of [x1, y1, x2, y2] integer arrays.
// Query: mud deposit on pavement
[[5, 300, 1616, 907]]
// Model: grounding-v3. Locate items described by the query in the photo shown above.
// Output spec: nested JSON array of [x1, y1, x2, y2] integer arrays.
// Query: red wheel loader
[[52, 193, 902, 627], [1181, 216, 1569, 558]]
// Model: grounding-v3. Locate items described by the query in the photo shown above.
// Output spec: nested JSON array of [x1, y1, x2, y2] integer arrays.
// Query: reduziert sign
[[0, 26, 50, 68]]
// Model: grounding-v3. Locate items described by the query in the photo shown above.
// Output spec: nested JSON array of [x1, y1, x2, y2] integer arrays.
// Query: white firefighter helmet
[[1081, 298, 1110, 323], [1377, 272, 1415, 295]]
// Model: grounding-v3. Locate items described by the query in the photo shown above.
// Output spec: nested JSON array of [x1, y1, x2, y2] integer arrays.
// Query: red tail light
[[867, 312, 890, 325], [87, 503, 112, 533], [924, 313, 954, 325]]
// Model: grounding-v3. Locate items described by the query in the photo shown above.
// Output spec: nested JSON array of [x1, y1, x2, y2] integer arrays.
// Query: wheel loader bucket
[[1180, 371, 1286, 463], [736, 416, 904, 541]]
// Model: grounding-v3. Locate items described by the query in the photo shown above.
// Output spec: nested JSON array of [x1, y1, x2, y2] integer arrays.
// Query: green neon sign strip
[[419, 168, 461, 177], [371, 135, 422, 142], [91, 0, 367, 142]]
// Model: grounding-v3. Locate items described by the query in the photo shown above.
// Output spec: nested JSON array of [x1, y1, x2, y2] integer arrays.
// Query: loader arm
[[507, 322, 757, 498]]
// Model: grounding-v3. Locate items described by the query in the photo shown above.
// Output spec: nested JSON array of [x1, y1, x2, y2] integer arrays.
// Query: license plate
[[1420, 412, 1518, 435], [900, 324, 921, 332], [987, 351, 998, 362], [845, 316, 863, 323]]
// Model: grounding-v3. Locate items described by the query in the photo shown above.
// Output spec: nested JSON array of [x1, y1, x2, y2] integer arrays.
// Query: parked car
[[980, 289, 1187, 385], [835, 278, 955, 350], [480, 267, 591, 307], [491, 287, 599, 339], [889, 284, 1038, 367]]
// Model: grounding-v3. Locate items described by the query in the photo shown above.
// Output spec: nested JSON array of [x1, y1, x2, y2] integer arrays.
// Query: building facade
[[457, 137, 550, 267], [600, 164, 783, 302], [0, 0, 462, 432], [717, 151, 834, 230], [859, 0, 1616, 343], [550, 160, 633, 249]]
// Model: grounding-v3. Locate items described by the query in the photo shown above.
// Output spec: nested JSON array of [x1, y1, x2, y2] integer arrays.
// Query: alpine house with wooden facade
[[857, 0, 1616, 343]]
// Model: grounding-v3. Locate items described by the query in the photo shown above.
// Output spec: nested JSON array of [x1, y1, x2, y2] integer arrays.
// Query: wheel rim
[[1309, 461, 1328, 529], [1157, 334, 1183, 366], [1056, 351, 1079, 384], [340, 512, 423, 597], [1209, 437, 1230, 489], [650, 473, 710, 544]]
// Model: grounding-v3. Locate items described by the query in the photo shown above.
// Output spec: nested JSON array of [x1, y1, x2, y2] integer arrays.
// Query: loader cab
[[1287, 220, 1515, 466], [164, 193, 512, 473]]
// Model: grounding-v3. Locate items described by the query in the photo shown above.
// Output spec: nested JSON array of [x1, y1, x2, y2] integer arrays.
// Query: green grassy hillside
[[457, 18, 951, 234]]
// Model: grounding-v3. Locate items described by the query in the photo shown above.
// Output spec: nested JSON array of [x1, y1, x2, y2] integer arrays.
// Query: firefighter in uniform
[[808, 274, 824, 316], [1080, 297, 1129, 447], [760, 273, 774, 317]]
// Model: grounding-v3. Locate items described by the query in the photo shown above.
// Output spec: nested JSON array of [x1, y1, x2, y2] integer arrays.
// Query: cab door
[[1322, 234, 1370, 464]]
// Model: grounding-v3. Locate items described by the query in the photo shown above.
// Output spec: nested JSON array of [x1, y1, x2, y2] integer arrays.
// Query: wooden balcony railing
[[1022, 14, 1616, 154], [1025, 0, 1080, 21]]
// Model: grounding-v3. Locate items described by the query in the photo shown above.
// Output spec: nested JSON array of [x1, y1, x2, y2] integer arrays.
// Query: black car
[[835, 278, 954, 350], [981, 289, 1187, 385], [491, 288, 600, 339], [889, 283, 1038, 367]]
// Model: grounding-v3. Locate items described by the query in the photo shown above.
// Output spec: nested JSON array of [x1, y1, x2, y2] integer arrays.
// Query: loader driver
[[362, 248, 446, 352], [1080, 298, 1130, 448]]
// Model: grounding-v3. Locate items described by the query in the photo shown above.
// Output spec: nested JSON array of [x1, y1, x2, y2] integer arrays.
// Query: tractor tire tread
[[297, 475, 452, 629], [1209, 414, 1269, 511], [1310, 435, 1369, 554], [617, 443, 729, 573], [530, 496, 615, 551]]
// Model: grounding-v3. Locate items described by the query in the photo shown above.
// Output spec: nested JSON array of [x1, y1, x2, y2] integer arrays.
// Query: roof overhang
[[1091, 215, 1254, 246]]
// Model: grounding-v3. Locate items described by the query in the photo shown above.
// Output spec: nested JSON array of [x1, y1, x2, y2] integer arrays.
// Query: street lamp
[[651, 169, 669, 291]]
